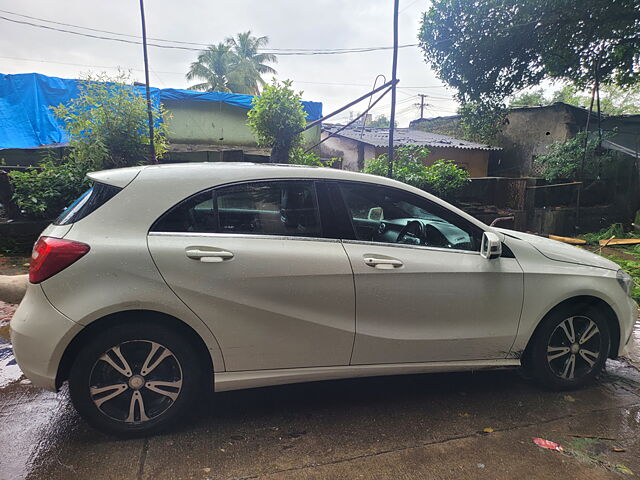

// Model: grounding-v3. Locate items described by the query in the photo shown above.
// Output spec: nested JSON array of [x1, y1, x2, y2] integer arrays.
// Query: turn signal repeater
[[29, 236, 90, 284]]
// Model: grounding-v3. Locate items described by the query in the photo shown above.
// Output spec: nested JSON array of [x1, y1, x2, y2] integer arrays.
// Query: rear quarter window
[[55, 182, 122, 225]]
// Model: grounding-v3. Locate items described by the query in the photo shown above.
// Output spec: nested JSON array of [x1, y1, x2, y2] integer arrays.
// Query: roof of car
[[88, 162, 402, 189]]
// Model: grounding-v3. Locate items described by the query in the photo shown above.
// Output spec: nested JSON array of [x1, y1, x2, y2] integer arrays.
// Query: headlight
[[616, 269, 634, 297]]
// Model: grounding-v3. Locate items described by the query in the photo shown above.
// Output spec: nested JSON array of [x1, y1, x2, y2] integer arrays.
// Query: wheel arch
[[523, 295, 620, 362], [56, 310, 215, 391]]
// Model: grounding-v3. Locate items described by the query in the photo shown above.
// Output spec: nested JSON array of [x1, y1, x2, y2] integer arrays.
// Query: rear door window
[[55, 182, 122, 225], [151, 180, 323, 238]]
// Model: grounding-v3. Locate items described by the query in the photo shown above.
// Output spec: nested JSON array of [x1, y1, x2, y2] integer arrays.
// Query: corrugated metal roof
[[322, 124, 500, 151]]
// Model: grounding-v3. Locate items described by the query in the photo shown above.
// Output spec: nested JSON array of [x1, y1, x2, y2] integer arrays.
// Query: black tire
[[69, 322, 203, 437], [529, 303, 610, 390]]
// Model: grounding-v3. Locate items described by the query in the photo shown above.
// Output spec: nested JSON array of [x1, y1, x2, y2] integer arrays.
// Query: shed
[[320, 125, 499, 177]]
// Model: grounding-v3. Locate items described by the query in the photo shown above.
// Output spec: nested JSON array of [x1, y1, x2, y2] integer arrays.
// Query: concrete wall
[[320, 135, 375, 171], [495, 104, 587, 176], [164, 99, 320, 148]]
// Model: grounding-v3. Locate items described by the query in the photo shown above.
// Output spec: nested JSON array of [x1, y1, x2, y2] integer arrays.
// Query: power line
[[0, 11, 418, 56]]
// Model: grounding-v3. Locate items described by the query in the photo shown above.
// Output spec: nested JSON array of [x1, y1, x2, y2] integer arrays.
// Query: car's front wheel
[[529, 304, 611, 390], [69, 322, 202, 437]]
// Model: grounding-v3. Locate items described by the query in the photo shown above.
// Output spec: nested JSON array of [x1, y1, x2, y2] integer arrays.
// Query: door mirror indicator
[[480, 232, 502, 260]]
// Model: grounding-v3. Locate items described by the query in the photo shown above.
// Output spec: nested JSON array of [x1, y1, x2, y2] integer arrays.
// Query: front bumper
[[618, 296, 638, 358], [10, 284, 82, 391]]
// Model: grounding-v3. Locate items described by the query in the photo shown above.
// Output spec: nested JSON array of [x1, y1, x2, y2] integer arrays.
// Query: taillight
[[29, 237, 90, 284]]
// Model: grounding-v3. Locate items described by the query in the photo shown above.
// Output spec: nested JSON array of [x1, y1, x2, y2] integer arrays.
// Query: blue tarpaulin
[[0, 72, 322, 150]]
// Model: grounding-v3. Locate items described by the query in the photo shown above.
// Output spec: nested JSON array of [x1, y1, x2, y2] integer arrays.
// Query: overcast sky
[[0, 0, 460, 126]]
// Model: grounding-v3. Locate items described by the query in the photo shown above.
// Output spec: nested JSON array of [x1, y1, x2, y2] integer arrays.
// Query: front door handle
[[364, 256, 403, 270], [185, 248, 234, 263]]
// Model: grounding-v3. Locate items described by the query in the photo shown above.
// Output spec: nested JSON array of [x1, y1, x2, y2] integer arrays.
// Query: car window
[[152, 180, 322, 238], [339, 182, 482, 251], [54, 182, 122, 226]]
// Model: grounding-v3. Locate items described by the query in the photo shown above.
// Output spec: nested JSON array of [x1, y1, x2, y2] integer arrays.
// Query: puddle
[[0, 337, 23, 387]]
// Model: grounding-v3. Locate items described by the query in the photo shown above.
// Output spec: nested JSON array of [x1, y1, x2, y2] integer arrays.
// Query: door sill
[[214, 359, 521, 392]]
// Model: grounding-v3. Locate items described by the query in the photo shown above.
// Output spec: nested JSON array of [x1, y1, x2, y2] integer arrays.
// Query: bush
[[423, 159, 471, 199], [363, 146, 470, 199], [534, 132, 615, 181], [9, 72, 169, 219], [9, 158, 91, 219]]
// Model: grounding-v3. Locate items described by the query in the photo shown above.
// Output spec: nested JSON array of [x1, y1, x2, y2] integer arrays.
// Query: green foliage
[[363, 146, 470, 199], [580, 223, 632, 244], [247, 79, 307, 163], [9, 157, 91, 219], [509, 88, 548, 108], [423, 159, 471, 199], [9, 71, 168, 219], [419, 0, 640, 103], [288, 148, 335, 167], [534, 132, 615, 181], [186, 31, 277, 95], [52, 72, 169, 171], [367, 115, 397, 128], [458, 100, 507, 145]]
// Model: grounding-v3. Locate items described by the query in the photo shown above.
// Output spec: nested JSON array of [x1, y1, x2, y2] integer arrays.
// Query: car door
[[336, 181, 524, 365], [147, 179, 355, 372]]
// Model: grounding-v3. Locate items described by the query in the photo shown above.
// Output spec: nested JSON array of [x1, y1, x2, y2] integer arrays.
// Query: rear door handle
[[185, 248, 234, 263], [363, 256, 404, 270]]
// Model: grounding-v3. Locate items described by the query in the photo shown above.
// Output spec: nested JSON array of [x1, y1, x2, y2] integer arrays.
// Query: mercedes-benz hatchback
[[11, 163, 637, 436]]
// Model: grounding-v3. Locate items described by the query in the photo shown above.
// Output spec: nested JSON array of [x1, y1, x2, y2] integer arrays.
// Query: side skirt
[[214, 359, 521, 392]]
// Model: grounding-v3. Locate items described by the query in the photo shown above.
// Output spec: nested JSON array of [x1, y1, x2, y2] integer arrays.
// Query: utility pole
[[387, 0, 400, 178], [418, 94, 428, 118], [139, 0, 157, 164]]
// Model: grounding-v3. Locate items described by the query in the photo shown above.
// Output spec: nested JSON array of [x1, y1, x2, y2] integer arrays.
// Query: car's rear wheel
[[529, 304, 610, 390], [69, 322, 202, 437]]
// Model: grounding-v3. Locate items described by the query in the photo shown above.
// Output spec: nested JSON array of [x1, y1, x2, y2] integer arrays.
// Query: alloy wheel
[[546, 316, 601, 380], [88, 340, 183, 424]]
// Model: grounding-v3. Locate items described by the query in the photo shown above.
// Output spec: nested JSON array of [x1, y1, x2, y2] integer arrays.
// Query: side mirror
[[368, 207, 384, 221], [480, 232, 502, 260]]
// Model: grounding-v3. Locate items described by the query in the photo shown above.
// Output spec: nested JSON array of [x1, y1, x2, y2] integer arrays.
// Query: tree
[[247, 80, 307, 163], [367, 115, 397, 128], [509, 88, 547, 108], [458, 100, 506, 145], [419, 0, 640, 104], [226, 31, 277, 95], [511, 84, 640, 115], [186, 32, 277, 95], [186, 43, 242, 93]]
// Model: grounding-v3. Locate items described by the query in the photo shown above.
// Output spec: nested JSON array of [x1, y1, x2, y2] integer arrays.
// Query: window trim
[[149, 178, 326, 239]]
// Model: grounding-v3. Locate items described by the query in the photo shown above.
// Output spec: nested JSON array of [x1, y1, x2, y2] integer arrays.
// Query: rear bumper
[[10, 284, 82, 391]]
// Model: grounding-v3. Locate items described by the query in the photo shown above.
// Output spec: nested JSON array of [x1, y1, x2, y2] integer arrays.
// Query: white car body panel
[[342, 241, 524, 363], [10, 163, 638, 393], [147, 233, 355, 371]]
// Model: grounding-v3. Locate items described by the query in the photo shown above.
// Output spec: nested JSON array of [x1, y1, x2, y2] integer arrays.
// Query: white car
[[11, 163, 637, 436]]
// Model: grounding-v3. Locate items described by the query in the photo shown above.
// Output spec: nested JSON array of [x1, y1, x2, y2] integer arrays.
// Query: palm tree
[[186, 43, 243, 93], [225, 31, 278, 95]]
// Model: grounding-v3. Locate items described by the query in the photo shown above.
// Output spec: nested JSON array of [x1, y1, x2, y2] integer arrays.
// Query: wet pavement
[[0, 302, 639, 480]]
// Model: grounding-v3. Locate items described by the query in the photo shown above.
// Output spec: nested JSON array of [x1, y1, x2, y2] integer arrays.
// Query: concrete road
[[1, 307, 639, 479]]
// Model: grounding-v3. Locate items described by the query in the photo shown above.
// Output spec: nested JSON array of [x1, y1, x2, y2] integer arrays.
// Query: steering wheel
[[396, 220, 424, 245]]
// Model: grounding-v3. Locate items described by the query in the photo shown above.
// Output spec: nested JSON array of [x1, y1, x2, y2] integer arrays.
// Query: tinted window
[[152, 180, 322, 237], [340, 182, 482, 251], [55, 183, 122, 225]]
